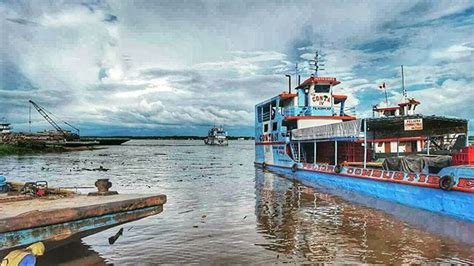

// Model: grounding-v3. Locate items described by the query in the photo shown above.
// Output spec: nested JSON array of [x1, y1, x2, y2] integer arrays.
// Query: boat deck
[[0, 193, 167, 250], [0, 194, 165, 221]]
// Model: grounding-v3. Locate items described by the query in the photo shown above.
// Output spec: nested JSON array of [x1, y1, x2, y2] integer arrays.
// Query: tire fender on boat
[[439, 175, 455, 191], [262, 162, 267, 169], [291, 164, 298, 172], [334, 164, 342, 174]]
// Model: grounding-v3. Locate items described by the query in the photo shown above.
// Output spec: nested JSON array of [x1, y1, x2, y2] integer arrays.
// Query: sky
[[1, 0, 473, 136]]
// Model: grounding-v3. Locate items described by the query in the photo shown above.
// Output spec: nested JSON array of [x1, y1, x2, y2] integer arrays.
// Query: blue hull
[[262, 164, 474, 222]]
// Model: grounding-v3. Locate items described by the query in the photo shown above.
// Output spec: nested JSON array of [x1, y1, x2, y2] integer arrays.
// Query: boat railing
[[282, 106, 332, 117]]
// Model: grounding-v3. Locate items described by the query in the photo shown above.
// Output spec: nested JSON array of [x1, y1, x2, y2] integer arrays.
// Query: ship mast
[[309, 51, 324, 77]]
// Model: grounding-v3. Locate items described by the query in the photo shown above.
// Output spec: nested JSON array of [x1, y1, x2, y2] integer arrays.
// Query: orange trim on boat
[[279, 92, 298, 99]]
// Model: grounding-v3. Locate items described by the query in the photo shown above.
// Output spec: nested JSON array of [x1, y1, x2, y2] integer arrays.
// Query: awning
[[292, 119, 363, 141]]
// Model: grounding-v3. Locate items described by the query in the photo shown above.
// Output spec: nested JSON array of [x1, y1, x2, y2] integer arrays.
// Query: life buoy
[[334, 164, 342, 174], [439, 175, 454, 191], [291, 164, 298, 172]]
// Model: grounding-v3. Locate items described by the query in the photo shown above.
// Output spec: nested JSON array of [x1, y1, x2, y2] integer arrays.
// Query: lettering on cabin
[[383, 172, 393, 179], [312, 94, 331, 105], [257, 133, 282, 143], [393, 172, 404, 180], [418, 174, 426, 183], [457, 178, 474, 188], [372, 170, 382, 178], [427, 175, 440, 185], [407, 173, 417, 181], [362, 169, 372, 177]]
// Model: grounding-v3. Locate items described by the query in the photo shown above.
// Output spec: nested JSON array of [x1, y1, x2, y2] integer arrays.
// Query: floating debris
[[108, 228, 124, 245]]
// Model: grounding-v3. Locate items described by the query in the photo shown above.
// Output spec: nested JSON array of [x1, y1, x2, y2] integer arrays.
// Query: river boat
[[0, 123, 11, 135], [254, 52, 474, 222], [204, 126, 229, 146]]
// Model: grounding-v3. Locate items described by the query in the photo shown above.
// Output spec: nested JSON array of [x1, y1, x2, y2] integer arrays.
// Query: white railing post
[[334, 140, 338, 165], [314, 141, 317, 165], [427, 138, 430, 155], [397, 139, 400, 156], [363, 119, 367, 168], [298, 141, 301, 163]]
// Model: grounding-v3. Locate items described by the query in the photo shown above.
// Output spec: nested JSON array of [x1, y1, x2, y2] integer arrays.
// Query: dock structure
[[0, 193, 166, 252]]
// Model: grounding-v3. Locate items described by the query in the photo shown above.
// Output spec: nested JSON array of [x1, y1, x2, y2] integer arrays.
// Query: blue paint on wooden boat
[[0, 205, 162, 250]]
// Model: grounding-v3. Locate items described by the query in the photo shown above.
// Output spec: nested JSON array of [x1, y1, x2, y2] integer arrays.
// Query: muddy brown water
[[1, 140, 473, 264]]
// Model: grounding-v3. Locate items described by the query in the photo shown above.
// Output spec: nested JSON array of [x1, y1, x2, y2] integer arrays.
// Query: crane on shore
[[28, 100, 80, 141]]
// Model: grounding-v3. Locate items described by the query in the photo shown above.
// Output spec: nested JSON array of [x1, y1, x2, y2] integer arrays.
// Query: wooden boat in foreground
[[0, 186, 166, 252]]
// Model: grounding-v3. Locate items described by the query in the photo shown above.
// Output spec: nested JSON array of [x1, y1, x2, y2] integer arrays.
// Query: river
[[1, 140, 473, 264]]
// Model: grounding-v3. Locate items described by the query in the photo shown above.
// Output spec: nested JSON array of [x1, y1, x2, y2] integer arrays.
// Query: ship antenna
[[309, 51, 324, 77], [401, 65, 407, 100], [294, 63, 299, 84]]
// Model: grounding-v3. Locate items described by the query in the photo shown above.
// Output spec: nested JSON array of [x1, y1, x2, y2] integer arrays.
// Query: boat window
[[314, 85, 330, 93], [272, 122, 278, 131], [264, 124, 269, 133], [257, 107, 263, 123]]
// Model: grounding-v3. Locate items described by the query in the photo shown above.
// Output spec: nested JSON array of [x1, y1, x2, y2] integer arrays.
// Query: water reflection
[[37, 240, 107, 266], [1, 141, 473, 264], [254, 169, 474, 264]]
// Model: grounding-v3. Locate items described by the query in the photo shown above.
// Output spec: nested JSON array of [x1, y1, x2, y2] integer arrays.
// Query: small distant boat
[[0, 122, 12, 135], [204, 126, 228, 146]]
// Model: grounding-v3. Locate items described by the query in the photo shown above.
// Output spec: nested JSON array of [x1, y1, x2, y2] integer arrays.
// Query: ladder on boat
[[290, 142, 306, 163]]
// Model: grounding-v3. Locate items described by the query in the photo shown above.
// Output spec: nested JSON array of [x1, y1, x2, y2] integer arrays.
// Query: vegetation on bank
[[0, 142, 64, 156]]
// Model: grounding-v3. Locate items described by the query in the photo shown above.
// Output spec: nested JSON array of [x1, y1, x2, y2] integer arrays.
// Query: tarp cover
[[292, 119, 362, 141], [382, 155, 452, 174]]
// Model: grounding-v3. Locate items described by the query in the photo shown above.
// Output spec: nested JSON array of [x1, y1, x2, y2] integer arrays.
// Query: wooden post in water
[[363, 119, 367, 168]]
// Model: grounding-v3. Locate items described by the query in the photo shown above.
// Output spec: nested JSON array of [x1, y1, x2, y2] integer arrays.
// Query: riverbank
[[0, 142, 64, 156]]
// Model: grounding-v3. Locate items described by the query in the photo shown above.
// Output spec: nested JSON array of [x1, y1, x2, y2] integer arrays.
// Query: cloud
[[1, 0, 473, 135], [6, 18, 39, 26]]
